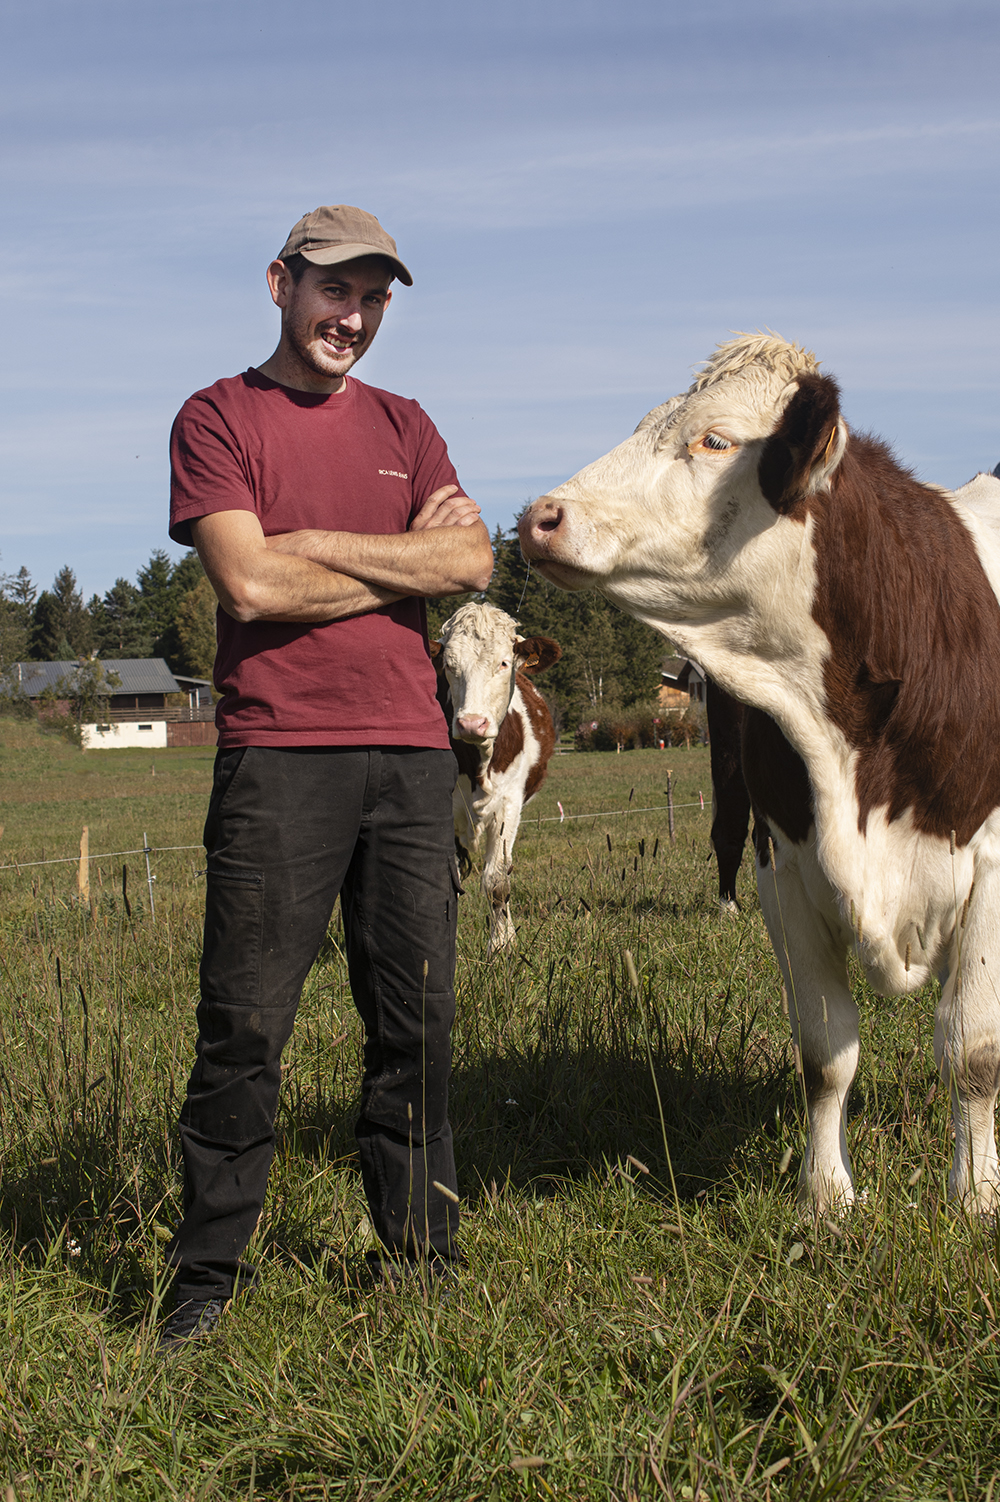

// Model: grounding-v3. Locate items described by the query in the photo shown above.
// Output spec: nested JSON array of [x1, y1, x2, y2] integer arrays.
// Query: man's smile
[[319, 328, 363, 356]]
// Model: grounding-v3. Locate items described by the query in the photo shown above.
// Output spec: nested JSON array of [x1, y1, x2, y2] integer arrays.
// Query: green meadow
[[1, 718, 998, 1500]]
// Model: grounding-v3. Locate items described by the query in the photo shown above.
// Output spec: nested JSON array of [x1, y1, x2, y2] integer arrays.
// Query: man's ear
[[758, 373, 847, 512], [266, 259, 293, 310], [514, 636, 562, 674]]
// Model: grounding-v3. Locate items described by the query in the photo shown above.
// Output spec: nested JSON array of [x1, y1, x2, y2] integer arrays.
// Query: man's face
[[268, 255, 394, 388]]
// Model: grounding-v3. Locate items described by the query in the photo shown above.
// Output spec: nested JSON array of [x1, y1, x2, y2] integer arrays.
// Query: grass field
[[2, 717, 999, 1500]]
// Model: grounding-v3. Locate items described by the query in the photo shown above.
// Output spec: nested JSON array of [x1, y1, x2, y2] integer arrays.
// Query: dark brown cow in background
[[706, 678, 751, 911]]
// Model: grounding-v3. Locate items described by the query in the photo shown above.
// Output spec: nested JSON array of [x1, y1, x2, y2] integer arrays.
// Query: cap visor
[[298, 242, 413, 286]]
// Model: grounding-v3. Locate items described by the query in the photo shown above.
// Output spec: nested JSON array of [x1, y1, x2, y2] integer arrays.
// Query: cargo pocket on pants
[[201, 869, 265, 1006]]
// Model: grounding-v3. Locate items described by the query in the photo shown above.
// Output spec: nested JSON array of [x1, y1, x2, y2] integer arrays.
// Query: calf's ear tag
[[523, 653, 539, 668]]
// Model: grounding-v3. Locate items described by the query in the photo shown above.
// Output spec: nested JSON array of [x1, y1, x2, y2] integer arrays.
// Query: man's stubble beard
[[285, 313, 367, 382]]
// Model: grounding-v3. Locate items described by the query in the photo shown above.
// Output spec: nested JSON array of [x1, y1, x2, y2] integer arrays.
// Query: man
[[161, 205, 493, 1344]]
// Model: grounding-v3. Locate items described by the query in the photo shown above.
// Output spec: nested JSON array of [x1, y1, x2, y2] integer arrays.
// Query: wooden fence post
[[77, 825, 90, 905], [143, 832, 156, 921]]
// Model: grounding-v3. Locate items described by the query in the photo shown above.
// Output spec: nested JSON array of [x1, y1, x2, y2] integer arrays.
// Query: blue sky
[[1, 0, 998, 600]]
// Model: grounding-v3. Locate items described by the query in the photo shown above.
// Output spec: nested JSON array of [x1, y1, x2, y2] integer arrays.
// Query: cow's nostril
[[537, 508, 563, 534]]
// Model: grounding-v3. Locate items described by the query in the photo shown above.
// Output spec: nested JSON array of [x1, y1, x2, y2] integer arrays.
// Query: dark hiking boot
[[159, 1297, 227, 1350]]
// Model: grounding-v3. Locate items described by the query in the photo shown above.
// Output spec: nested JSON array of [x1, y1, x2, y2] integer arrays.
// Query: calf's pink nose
[[457, 714, 490, 740]]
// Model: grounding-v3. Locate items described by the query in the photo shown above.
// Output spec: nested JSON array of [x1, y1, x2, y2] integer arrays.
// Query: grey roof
[[661, 656, 705, 689], [8, 658, 181, 697]]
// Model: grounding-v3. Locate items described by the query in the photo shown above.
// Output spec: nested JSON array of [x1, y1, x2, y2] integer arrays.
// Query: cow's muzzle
[[456, 714, 492, 742], [517, 498, 565, 560]]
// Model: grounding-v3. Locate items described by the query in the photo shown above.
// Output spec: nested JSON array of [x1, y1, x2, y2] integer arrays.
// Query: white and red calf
[[432, 602, 560, 956]]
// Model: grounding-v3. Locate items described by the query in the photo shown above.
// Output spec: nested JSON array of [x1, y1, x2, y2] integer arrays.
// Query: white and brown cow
[[431, 602, 560, 955], [520, 332, 1000, 1215]]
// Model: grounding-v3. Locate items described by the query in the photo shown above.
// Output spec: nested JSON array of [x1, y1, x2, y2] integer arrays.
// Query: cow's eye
[[698, 431, 734, 452]]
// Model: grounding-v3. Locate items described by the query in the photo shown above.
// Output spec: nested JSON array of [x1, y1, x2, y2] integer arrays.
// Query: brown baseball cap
[[276, 205, 413, 286]]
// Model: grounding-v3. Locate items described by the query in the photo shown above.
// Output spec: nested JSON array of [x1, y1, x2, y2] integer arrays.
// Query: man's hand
[[409, 484, 482, 531], [260, 490, 494, 599]]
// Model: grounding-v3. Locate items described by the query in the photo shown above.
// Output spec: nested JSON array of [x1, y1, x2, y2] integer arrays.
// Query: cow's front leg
[[481, 795, 524, 955], [935, 870, 1000, 1215], [756, 837, 859, 1213], [452, 774, 478, 874]]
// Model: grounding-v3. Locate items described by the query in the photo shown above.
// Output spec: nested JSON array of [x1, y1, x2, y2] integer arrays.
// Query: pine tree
[[136, 549, 177, 654], [7, 566, 36, 625], [90, 579, 153, 657], [175, 576, 218, 679], [170, 550, 205, 598], [0, 561, 32, 667], [134, 548, 207, 664], [29, 592, 61, 660]]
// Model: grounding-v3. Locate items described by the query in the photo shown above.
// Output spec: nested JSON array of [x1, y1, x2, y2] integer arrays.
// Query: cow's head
[[430, 602, 561, 745], [517, 333, 848, 637]]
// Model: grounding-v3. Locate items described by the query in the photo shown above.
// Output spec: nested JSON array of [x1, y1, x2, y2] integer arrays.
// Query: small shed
[[659, 655, 707, 710]]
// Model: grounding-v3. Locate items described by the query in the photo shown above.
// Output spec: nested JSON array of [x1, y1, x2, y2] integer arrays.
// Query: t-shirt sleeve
[[169, 394, 256, 547], [406, 405, 468, 524]]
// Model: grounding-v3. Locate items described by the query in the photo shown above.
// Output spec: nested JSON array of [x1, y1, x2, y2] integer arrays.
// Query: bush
[[0, 685, 37, 722], [575, 700, 661, 752], [575, 699, 708, 752], [672, 701, 708, 749]]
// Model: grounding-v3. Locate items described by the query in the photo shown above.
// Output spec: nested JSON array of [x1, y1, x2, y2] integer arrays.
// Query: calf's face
[[441, 622, 520, 743], [433, 614, 561, 745]]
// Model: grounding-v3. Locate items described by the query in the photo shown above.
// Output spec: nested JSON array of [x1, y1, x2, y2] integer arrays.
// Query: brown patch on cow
[[488, 705, 525, 777], [801, 1053, 843, 1102], [953, 1041, 1000, 1101], [513, 673, 557, 800], [453, 738, 485, 785], [741, 704, 813, 854], [515, 636, 562, 675], [706, 679, 751, 902], [758, 373, 842, 515], [801, 426, 1000, 845]]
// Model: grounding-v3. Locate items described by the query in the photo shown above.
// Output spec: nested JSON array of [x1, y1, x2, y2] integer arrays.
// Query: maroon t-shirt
[[169, 369, 463, 749]]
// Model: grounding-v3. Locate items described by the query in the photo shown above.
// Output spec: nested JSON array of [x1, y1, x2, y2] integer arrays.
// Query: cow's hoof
[[486, 921, 517, 957], [718, 897, 740, 916], [949, 1177, 1000, 1220], [797, 1173, 856, 1218]]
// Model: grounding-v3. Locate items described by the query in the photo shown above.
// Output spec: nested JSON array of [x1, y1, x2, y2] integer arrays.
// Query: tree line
[[0, 551, 218, 680]]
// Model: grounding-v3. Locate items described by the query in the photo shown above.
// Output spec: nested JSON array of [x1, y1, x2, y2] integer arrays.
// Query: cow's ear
[[515, 636, 562, 674], [758, 373, 847, 512], [429, 640, 442, 657]]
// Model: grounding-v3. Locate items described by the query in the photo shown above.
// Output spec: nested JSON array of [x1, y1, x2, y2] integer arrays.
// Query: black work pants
[[167, 745, 462, 1305]]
